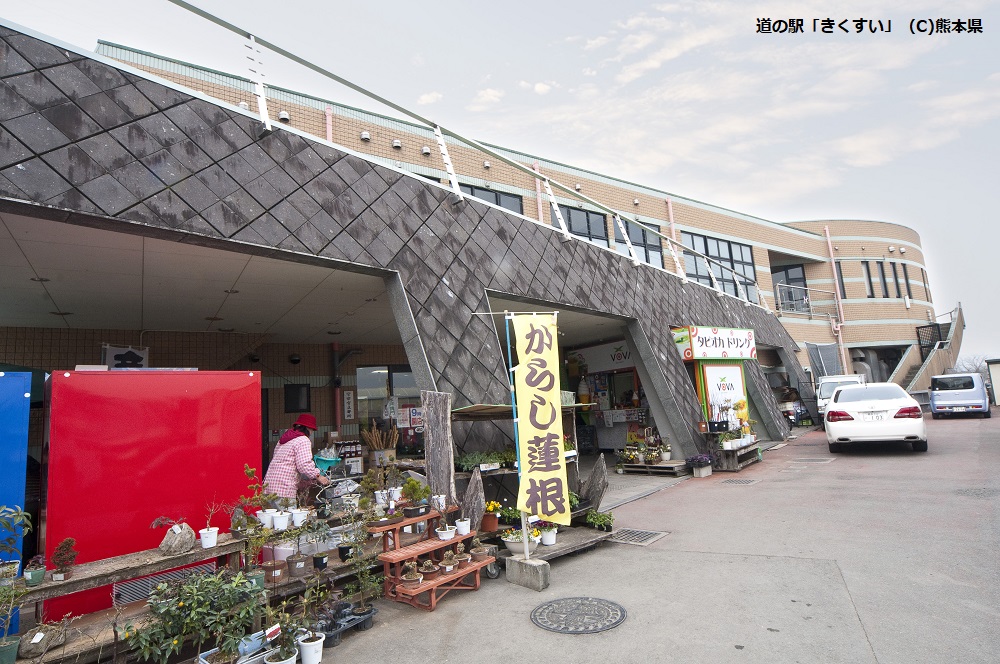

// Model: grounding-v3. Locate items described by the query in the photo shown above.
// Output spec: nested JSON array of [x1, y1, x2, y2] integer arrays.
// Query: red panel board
[[45, 371, 262, 617]]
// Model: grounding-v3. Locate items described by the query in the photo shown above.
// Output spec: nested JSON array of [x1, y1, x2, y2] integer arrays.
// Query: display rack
[[716, 441, 761, 472]]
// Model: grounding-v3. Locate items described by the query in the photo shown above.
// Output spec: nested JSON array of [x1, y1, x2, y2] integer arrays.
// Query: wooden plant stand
[[372, 512, 494, 612], [716, 442, 761, 472]]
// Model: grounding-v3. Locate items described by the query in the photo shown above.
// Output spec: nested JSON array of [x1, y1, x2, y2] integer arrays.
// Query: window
[[459, 184, 523, 214], [835, 262, 847, 299], [877, 262, 889, 298], [901, 264, 913, 298], [771, 265, 807, 311], [559, 204, 607, 246], [921, 268, 932, 303], [890, 263, 902, 298], [681, 231, 757, 300], [614, 219, 663, 268], [862, 261, 875, 298]]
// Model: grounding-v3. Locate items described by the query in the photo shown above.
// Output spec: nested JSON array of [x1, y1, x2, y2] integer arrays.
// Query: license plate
[[952, 407, 967, 412], [862, 412, 887, 422]]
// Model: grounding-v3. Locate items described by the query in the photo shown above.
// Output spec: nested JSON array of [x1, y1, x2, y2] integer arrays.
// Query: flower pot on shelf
[[23, 567, 45, 587], [661, 449, 672, 462], [0, 637, 20, 664], [289, 508, 309, 527], [480, 513, 499, 532], [337, 544, 353, 562], [199, 527, 219, 548], [50, 570, 73, 582], [260, 559, 287, 584], [455, 518, 471, 535], [502, 538, 538, 555], [263, 650, 296, 664], [400, 573, 423, 589], [248, 568, 265, 590], [419, 563, 440, 580], [286, 553, 312, 577], [271, 512, 290, 531], [708, 420, 730, 433], [312, 551, 329, 571], [435, 525, 457, 541], [402, 504, 429, 518], [455, 554, 472, 569]]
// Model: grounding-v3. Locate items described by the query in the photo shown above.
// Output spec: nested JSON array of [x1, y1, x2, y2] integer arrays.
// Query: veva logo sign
[[715, 376, 737, 391], [609, 345, 631, 363]]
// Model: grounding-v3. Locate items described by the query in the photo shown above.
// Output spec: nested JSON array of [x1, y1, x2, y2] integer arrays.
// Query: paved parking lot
[[338, 413, 1000, 663]]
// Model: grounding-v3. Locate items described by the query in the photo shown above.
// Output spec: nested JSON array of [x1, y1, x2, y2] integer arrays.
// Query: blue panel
[[0, 371, 31, 635]]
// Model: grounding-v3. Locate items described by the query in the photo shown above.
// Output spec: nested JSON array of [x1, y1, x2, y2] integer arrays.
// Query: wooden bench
[[389, 556, 495, 611]]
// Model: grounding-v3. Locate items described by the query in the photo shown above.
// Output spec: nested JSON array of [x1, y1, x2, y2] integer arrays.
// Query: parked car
[[929, 373, 991, 419], [825, 382, 927, 453], [816, 374, 867, 425]]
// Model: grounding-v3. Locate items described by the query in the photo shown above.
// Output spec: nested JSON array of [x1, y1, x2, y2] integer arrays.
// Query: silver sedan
[[825, 383, 927, 453]]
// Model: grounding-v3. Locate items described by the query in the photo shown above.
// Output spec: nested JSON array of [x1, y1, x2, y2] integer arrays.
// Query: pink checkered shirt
[[264, 433, 320, 499]]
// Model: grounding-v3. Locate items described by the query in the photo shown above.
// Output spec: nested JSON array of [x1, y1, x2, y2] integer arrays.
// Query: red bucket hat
[[293, 413, 317, 430]]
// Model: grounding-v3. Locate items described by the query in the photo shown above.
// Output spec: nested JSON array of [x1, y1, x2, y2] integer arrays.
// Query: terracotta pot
[[470, 548, 490, 562], [286, 553, 312, 577], [400, 574, 423, 589], [455, 554, 472, 569], [419, 565, 440, 580], [260, 559, 287, 584], [480, 513, 499, 532]]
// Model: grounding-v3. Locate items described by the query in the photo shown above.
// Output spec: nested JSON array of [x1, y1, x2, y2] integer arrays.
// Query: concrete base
[[505, 555, 550, 591]]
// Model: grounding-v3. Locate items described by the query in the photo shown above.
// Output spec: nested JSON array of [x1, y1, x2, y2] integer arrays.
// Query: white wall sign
[[675, 326, 756, 360], [703, 364, 747, 423], [567, 340, 636, 374]]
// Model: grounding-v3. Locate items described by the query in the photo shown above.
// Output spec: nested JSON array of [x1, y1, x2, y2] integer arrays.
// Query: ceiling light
[[50, 311, 72, 316], [30, 277, 50, 282], [365, 298, 377, 302], [327, 331, 342, 335], [887, 246, 896, 253], [899, 247, 907, 254], [224, 289, 239, 294], [238, 101, 250, 110], [205, 316, 223, 321], [218, 327, 235, 332]]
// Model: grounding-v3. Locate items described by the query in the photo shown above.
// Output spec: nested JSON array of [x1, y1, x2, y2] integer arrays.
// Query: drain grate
[[792, 458, 836, 463], [608, 528, 668, 546], [720, 478, 760, 485], [531, 597, 627, 634]]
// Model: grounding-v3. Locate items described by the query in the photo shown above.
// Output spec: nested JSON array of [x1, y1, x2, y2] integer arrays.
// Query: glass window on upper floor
[[771, 264, 808, 311], [901, 263, 913, 298], [614, 219, 663, 268], [459, 184, 523, 214], [681, 231, 757, 301], [559, 205, 608, 247]]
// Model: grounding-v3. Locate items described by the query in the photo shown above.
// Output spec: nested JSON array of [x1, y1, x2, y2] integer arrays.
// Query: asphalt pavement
[[333, 413, 1000, 663]]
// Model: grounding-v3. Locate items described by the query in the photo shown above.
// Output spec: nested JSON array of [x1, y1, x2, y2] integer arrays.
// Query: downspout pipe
[[533, 162, 545, 223], [325, 106, 334, 142], [824, 225, 851, 374]]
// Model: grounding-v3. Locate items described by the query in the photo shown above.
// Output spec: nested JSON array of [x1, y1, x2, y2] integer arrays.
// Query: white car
[[825, 383, 927, 453]]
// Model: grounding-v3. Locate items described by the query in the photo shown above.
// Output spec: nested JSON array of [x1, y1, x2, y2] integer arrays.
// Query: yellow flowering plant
[[484, 501, 502, 514]]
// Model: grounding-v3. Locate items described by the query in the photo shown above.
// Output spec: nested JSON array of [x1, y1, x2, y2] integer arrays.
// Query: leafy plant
[[150, 516, 185, 529], [0, 582, 28, 641], [400, 477, 431, 504], [585, 510, 614, 528], [52, 538, 78, 573], [484, 501, 502, 515], [262, 600, 300, 661], [340, 503, 382, 613], [568, 491, 580, 510], [124, 570, 261, 664], [25, 555, 44, 571], [500, 527, 540, 542], [685, 453, 714, 468], [498, 506, 521, 524], [0, 506, 31, 559], [536, 520, 558, 532]]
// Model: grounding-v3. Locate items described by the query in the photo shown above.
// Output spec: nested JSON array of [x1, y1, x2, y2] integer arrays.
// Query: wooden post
[[422, 390, 457, 509], [461, 468, 486, 529], [581, 453, 609, 510]]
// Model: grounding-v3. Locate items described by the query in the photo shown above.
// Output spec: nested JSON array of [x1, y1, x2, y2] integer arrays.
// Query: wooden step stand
[[376, 531, 494, 611]]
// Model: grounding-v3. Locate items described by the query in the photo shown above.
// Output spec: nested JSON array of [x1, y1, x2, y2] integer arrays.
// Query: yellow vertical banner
[[511, 313, 569, 525]]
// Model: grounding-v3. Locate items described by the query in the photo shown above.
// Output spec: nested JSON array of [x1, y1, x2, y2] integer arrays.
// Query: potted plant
[[361, 419, 399, 468], [455, 510, 472, 536], [294, 577, 328, 664], [453, 542, 472, 569], [635, 442, 647, 464], [500, 527, 540, 555], [261, 601, 299, 664], [417, 559, 440, 580], [23, 555, 44, 587], [469, 537, 491, 563], [341, 503, 381, 625], [242, 524, 272, 589], [399, 477, 431, 517], [439, 551, 458, 575], [434, 502, 457, 541], [50, 538, 78, 581], [537, 521, 558, 546], [284, 526, 313, 579], [200, 499, 224, 549], [585, 510, 614, 532], [480, 501, 502, 532], [686, 453, 714, 478], [497, 505, 521, 526], [399, 562, 422, 589], [661, 443, 672, 462], [0, 581, 28, 664], [0, 506, 31, 587], [125, 569, 261, 664], [151, 516, 195, 555]]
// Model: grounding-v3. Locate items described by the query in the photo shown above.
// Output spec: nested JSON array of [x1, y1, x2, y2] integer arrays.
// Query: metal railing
[[773, 284, 839, 321]]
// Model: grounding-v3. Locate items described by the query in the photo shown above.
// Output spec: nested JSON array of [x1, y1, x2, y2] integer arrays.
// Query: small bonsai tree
[[399, 477, 431, 504], [52, 538, 79, 574]]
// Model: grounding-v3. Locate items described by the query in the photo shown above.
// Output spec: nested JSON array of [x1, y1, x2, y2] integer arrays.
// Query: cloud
[[584, 36, 611, 50], [615, 27, 730, 84], [466, 88, 505, 111], [416, 92, 442, 105], [534, 82, 552, 95], [582, 67, 598, 77]]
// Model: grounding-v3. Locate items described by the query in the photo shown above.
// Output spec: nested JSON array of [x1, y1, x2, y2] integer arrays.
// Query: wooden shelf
[[717, 443, 761, 472], [19, 535, 244, 604]]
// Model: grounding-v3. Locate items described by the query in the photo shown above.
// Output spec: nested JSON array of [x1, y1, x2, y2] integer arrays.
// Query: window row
[[858, 261, 925, 301], [681, 232, 757, 301]]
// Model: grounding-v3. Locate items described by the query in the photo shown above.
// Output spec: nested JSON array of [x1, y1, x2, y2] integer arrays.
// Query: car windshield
[[819, 381, 858, 398], [834, 385, 907, 402], [931, 376, 975, 391]]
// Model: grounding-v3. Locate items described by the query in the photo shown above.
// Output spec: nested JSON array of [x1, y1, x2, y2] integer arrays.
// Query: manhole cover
[[609, 529, 668, 546], [531, 597, 627, 634], [792, 458, 835, 463], [720, 478, 760, 485]]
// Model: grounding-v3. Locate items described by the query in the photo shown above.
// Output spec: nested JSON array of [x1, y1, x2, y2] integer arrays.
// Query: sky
[[4, 1, 999, 360]]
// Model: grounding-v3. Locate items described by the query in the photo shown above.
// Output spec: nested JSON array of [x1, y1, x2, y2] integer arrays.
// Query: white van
[[816, 374, 867, 422], [929, 373, 991, 419]]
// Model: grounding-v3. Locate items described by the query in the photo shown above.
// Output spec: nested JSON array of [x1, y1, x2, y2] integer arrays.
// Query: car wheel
[[912, 439, 928, 452], [984, 410, 992, 419], [931, 413, 941, 420], [828, 442, 841, 453]]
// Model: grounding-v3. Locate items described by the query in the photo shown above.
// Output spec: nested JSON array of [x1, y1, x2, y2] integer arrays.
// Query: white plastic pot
[[199, 527, 219, 548], [436, 526, 457, 541], [374, 490, 390, 507], [541, 529, 557, 546], [272, 512, 290, 531], [296, 632, 326, 664], [389, 487, 403, 502], [455, 518, 471, 536], [265, 541, 295, 562], [289, 508, 309, 527], [256, 510, 274, 528], [263, 651, 297, 664]]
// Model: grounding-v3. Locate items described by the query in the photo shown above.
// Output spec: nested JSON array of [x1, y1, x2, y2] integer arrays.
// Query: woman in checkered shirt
[[264, 413, 331, 505]]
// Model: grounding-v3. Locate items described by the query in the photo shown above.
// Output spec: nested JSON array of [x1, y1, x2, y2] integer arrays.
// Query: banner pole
[[504, 312, 530, 560]]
